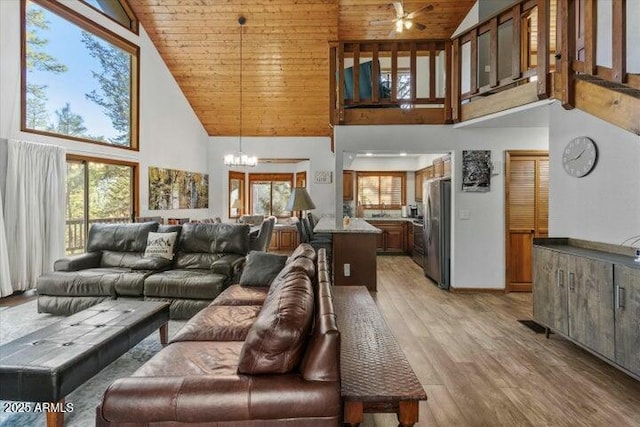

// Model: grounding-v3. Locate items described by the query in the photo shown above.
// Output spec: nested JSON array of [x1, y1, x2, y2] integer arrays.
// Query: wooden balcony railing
[[330, 39, 452, 126], [555, 0, 640, 135], [450, 0, 554, 122], [66, 217, 130, 254]]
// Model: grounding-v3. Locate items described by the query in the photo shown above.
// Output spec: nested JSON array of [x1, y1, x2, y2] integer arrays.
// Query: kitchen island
[[314, 217, 381, 291]]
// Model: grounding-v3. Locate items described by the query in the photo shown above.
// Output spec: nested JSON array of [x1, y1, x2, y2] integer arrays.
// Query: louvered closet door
[[506, 152, 549, 292]]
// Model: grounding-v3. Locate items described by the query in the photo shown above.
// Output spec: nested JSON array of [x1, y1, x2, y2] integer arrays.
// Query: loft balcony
[[330, 0, 639, 135], [330, 40, 452, 126]]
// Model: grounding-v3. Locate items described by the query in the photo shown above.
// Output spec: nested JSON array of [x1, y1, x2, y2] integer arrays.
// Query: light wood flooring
[[365, 255, 640, 427]]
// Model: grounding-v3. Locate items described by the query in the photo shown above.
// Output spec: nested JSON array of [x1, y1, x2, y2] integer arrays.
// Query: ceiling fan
[[372, 1, 434, 34]]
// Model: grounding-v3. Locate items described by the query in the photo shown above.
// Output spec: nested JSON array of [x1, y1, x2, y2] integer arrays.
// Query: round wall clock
[[562, 137, 598, 178]]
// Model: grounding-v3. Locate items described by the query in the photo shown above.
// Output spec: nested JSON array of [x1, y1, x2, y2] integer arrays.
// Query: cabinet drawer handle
[[557, 269, 564, 287], [568, 272, 575, 291], [616, 286, 626, 309]]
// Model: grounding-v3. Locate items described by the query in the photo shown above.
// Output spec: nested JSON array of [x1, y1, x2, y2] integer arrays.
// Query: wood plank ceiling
[[129, 0, 474, 137]]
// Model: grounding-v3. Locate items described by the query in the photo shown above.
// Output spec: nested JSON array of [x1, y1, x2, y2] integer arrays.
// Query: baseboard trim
[[449, 286, 505, 294]]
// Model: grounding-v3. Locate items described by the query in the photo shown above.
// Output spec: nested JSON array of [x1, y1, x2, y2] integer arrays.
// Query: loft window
[[80, 0, 138, 33], [357, 172, 406, 209], [249, 173, 293, 218], [22, 0, 139, 149]]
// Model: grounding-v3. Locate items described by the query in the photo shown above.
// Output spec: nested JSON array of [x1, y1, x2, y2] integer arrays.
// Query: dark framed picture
[[462, 150, 491, 193]]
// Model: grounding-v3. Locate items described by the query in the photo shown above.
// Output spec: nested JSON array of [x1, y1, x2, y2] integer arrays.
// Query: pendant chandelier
[[224, 16, 257, 168]]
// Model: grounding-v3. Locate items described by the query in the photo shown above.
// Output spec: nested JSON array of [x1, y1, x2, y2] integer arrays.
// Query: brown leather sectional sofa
[[37, 222, 250, 319], [96, 245, 341, 426]]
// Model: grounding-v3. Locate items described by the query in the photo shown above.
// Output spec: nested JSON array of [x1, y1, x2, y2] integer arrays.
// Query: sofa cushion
[[178, 223, 250, 257], [100, 251, 144, 269], [87, 222, 158, 253], [238, 251, 287, 287], [271, 257, 316, 286], [286, 243, 316, 264], [133, 341, 244, 377], [37, 268, 132, 296], [211, 285, 269, 306], [170, 305, 262, 342], [54, 252, 102, 272], [143, 269, 228, 300], [237, 270, 314, 374], [144, 231, 178, 260]]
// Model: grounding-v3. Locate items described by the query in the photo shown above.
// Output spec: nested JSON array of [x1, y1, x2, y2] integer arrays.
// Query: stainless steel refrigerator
[[423, 179, 451, 289]]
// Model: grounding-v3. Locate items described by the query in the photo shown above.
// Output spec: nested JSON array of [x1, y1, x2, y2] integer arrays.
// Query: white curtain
[[0, 190, 12, 297], [4, 140, 66, 292]]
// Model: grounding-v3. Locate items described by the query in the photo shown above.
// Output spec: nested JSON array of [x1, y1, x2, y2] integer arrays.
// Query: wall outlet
[[634, 249, 640, 263], [459, 209, 471, 220], [344, 263, 351, 277]]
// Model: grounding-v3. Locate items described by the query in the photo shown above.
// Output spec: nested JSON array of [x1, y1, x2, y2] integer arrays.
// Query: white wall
[[0, 0, 209, 221], [209, 137, 335, 221], [335, 124, 548, 289], [548, 103, 640, 245]]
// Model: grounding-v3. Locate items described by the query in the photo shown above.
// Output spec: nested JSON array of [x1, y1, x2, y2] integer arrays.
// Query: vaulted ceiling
[[129, 0, 475, 137]]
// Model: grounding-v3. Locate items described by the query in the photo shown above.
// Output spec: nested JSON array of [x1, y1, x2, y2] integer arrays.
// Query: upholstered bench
[[0, 300, 169, 427]]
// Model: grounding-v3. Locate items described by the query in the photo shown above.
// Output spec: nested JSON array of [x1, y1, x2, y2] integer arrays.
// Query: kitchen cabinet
[[533, 238, 640, 379], [343, 171, 354, 201], [373, 221, 406, 253], [269, 226, 299, 251], [433, 158, 444, 178], [414, 169, 424, 202], [407, 223, 413, 256], [443, 155, 451, 178]]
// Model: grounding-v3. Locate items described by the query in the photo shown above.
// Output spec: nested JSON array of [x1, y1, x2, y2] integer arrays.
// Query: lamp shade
[[286, 187, 316, 212], [231, 199, 243, 209]]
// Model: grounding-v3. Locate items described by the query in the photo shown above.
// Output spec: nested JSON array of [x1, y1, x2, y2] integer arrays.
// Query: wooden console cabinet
[[533, 238, 640, 379]]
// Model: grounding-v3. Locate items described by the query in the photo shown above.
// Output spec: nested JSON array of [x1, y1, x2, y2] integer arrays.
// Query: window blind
[[357, 172, 405, 207]]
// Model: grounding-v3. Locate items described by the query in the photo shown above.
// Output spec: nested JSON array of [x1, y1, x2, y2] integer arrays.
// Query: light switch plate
[[344, 263, 351, 276], [459, 209, 471, 220]]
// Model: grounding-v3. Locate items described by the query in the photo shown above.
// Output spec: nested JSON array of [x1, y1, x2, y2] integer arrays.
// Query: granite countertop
[[534, 238, 640, 270], [363, 217, 415, 222], [314, 216, 382, 234]]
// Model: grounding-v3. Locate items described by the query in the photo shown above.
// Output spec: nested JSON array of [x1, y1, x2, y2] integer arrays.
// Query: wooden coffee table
[[0, 300, 169, 427]]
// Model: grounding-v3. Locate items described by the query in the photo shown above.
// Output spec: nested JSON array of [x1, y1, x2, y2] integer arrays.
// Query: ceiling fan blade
[[370, 19, 393, 25], [406, 4, 434, 19], [413, 22, 427, 31], [393, 1, 404, 18]]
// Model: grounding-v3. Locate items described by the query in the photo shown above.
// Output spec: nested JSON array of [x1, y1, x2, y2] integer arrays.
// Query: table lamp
[[285, 187, 316, 218]]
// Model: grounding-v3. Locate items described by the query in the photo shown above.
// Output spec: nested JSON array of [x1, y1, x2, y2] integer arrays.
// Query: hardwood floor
[[364, 256, 640, 427], [0, 290, 37, 307]]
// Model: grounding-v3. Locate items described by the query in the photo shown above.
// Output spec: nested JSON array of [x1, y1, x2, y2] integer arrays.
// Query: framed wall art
[[462, 150, 491, 193], [149, 167, 209, 210]]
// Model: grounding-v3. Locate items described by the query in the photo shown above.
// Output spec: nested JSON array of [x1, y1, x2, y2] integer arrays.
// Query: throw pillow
[[239, 251, 287, 287], [144, 231, 178, 260]]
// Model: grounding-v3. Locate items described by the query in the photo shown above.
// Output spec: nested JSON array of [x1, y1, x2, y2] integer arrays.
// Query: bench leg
[[344, 401, 363, 427], [397, 400, 419, 427], [159, 323, 168, 346], [46, 399, 64, 427]]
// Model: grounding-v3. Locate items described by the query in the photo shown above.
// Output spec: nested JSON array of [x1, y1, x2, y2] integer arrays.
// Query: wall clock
[[562, 137, 598, 178]]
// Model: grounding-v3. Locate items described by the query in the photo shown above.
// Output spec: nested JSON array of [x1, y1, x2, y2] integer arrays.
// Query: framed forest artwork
[[462, 150, 491, 193], [149, 167, 209, 210]]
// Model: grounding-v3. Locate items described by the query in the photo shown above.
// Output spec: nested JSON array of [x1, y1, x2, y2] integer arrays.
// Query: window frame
[[21, 0, 140, 150], [248, 173, 294, 218], [356, 171, 406, 209], [65, 154, 139, 254], [228, 170, 245, 219], [79, 0, 139, 34]]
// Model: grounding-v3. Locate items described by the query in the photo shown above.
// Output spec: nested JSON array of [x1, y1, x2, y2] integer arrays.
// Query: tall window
[[66, 155, 138, 254], [357, 172, 406, 209], [23, 0, 139, 149], [249, 174, 293, 217]]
